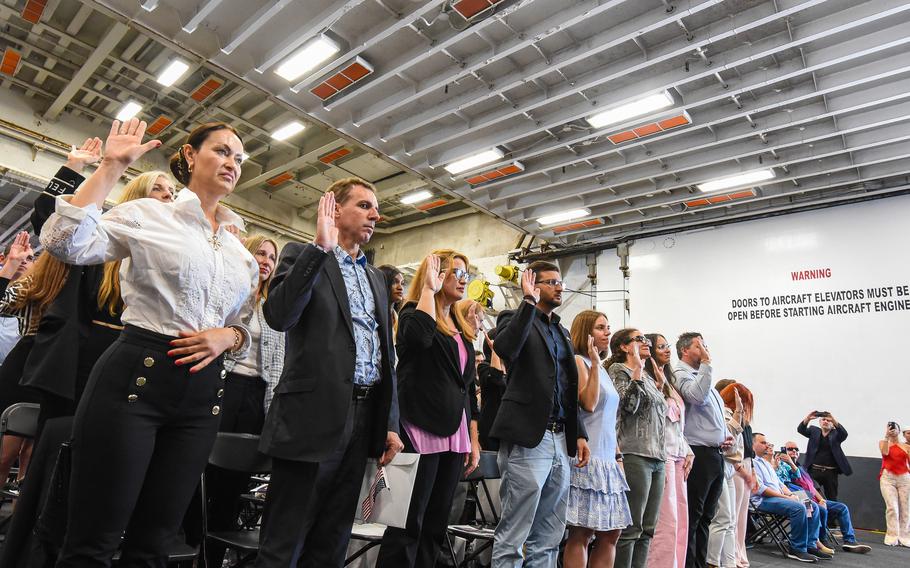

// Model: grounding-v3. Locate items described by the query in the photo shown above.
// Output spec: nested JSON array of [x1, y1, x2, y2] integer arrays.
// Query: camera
[[888, 421, 898, 431]]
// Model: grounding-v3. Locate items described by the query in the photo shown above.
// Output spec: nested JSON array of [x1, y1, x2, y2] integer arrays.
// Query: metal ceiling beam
[[253, 0, 369, 73], [524, 135, 910, 235], [290, 0, 447, 94], [330, 0, 560, 113], [182, 0, 224, 34], [235, 131, 343, 192], [360, 0, 721, 134], [439, 14, 910, 187], [485, 73, 910, 208], [570, 160, 910, 240], [221, 0, 294, 55], [470, 72, 910, 197], [514, 121, 910, 224], [413, 0, 910, 166], [44, 21, 128, 120]]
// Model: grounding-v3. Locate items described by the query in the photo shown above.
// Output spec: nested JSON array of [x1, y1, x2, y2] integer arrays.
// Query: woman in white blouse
[[39, 118, 258, 566]]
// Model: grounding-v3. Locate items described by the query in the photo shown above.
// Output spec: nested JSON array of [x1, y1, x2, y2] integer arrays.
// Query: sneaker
[[841, 542, 871, 553], [807, 548, 833, 560], [786, 548, 818, 563]]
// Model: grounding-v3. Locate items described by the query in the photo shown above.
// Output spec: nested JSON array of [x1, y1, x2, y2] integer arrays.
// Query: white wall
[[621, 195, 910, 458]]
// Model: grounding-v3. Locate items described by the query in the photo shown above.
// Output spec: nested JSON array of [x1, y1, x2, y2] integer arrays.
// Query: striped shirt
[[0, 275, 44, 336]]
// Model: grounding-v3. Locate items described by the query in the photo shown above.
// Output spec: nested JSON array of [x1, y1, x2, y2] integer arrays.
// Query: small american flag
[[361, 466, 390, 521]]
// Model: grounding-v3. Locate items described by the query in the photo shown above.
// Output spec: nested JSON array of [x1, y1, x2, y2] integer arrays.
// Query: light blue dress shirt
[[333, 246, 381, 385]]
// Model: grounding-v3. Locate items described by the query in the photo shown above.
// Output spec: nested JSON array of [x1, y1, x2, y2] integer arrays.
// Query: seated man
[[779, 442, 872, 554], [751, 433, 829, 563]]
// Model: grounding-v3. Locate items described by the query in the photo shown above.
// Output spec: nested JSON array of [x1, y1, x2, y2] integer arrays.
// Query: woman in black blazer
[[376, 249, 481, 568]]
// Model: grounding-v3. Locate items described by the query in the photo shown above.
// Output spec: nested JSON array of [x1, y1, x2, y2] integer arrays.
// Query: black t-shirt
[[813, 432, 837, 467]]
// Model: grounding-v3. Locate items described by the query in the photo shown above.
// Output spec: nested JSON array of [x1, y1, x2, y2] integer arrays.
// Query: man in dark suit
[[490, 260, 589, 567], [255, 178, 403, 567], [798, 411, 852, 505]]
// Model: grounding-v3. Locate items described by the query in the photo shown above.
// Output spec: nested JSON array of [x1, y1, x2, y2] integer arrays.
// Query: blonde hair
[[453, 298, 481, 342], [97, 171, 172, 315], [12, 255, 70, 310], [243, 234, 279, 302], [404, 249, 470, 337]]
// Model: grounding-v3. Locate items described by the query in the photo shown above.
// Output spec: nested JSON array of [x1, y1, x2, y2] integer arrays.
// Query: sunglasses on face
[[628, 336, 652, 346], [535, 279, 564, 287], [785, 447, 799, 452], [442, 268, 470, 281]]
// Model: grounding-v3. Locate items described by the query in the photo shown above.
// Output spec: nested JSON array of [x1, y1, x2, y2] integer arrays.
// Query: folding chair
[[345, 522, 386, 566], [445, 451, 500, 567], [0, 402, 40, 499], [201, 433, 272, 567], [747, 504, 790, 557]]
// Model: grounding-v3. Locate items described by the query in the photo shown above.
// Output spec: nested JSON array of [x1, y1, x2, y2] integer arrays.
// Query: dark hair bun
[[169, 149, 189, 185]]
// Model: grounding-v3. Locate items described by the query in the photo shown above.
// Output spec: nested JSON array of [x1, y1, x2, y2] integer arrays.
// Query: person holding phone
[[798, 410, 852, 508], [879, 422, 910, 546]]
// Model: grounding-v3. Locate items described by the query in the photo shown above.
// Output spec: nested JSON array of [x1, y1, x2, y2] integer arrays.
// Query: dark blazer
[[490, 301, 586, 456], [396, 304, 479, 437], [797, 421, 852, 475], [21, 166, 109, 401], [260, 242, 399, 462], [477, 362, 505, 451]]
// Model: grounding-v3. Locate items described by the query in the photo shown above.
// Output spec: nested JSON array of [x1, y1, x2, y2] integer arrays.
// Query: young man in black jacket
[[491, 260, 589, 567]]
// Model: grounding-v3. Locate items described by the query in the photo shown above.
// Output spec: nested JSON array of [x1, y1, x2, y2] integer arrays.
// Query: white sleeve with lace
[[39, 197, 134, 265]]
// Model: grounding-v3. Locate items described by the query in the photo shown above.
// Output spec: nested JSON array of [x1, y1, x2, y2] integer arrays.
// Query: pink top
[[402, 332, 471, 454]]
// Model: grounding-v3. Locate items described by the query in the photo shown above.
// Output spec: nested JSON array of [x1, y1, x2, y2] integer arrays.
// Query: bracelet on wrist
[[229, 327, 242, 352]]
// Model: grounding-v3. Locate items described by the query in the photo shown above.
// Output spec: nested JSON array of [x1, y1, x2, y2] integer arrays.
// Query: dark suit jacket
[[260, 242, 399, 462], [395, 304, 479, 437], [477, 362, 505, 450], [798, 421, 852, 476], [21, 166, 106, 401], [490, 301, 586, 456]]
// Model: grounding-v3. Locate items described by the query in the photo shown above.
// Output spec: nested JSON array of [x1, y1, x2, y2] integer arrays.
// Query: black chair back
[[0, 402, 40, 438], [207, 433, 271, 473], [463, 450, 499, 481]]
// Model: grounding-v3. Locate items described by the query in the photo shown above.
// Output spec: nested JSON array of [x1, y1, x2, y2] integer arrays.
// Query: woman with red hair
[[717, 383, 756, 568]]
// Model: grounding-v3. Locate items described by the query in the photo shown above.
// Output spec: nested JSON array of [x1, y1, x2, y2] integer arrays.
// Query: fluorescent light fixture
[[400, 189, 432, 205], [444, 148, 504, 175], [270, 121, 305, 141], [275, 34, 341, 81], [537, 208, 591, 226], [586, 91, 675, 129], [696, 169, 776, 192], [115, 101, 142, 121], [156, 60, 190, 87], [140, 0, 159, 12]]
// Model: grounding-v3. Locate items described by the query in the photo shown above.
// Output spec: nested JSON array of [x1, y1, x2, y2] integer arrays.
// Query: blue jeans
[[785, 484, 857, 543], [816, 501, 857, 543], [493, 431, 570, 568], [756, 497, 820, 552]]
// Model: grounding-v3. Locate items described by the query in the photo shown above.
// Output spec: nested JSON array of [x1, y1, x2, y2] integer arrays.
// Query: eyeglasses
[[628, 336, 652, 346], [443, 268, 470, 281], [656, 343, 671, 350], [535, 278, 564, 287]]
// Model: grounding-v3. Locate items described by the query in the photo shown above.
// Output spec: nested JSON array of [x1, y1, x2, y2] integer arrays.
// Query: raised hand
[[422, 254, 444, 293], [696, 337, 711, 364], [102, 118, 161, 168], [587, 335, 599, 364], [468, 301, 483, 332], [0, 231, 33, 280], [734, 388, 744, 415], [66, 137, 103, 172], [650, 357, 665, 386], [520, 268, 540, 303], [6, 231, 32, 264], [313, 191, 339, 251]]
